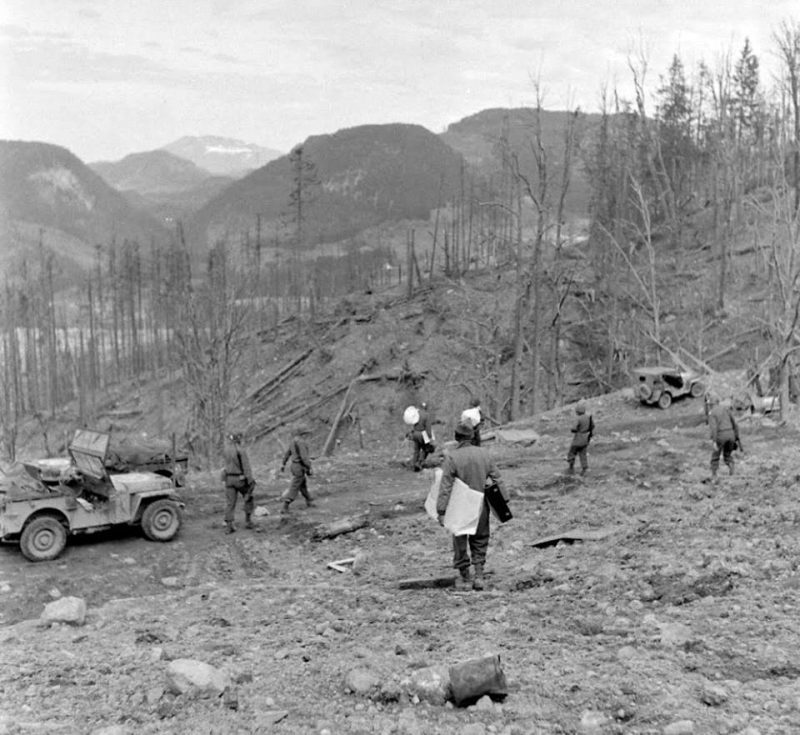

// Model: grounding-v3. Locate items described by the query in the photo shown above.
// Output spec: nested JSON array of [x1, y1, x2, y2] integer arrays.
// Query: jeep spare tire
[[690, 381, 705, 398], [638, 383, 652, 400], [20, 516, 67, 562], [141, 499, 182, 541]]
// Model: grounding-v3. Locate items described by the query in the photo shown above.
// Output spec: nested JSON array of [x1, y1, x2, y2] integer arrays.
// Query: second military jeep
[[633, 366, 706, 409], [1, 429, 184, 562]]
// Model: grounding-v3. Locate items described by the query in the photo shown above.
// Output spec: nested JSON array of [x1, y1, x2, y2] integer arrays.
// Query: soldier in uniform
[[460, 397, 483, 447], [222, 432, 255, 533], [708, 395, 743, 479], [411, 402, 435, 471], [567, 400, 594, 476], [280, 425, 315, 514], [436, 421, 507, 591]]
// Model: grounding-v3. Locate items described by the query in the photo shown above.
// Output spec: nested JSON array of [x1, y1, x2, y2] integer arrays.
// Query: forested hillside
[[90, 150, 235, 224], [1, 27, 800, 466], [188, 123, 469, 253]]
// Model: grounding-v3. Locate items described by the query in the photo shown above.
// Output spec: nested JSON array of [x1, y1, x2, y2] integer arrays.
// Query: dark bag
[[485, 482, 513, 523], [229, 475, 248, 490]]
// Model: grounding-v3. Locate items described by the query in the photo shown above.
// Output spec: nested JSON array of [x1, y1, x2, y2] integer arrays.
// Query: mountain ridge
[[162, 135, 283, 176]]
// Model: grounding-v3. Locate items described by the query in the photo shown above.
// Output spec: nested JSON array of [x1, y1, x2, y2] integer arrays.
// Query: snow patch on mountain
[[205, 145, 256, 155]]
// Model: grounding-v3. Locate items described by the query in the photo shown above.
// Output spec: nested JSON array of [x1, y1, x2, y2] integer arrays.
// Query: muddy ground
[[2, 391, 800, 735]]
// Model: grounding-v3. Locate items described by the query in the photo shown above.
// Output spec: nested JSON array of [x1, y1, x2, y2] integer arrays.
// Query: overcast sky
[[1, 0, 797, 163]]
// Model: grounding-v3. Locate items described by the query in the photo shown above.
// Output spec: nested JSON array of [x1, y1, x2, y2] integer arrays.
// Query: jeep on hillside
[[0, 429, 184, 562], [633, 366, 706, 409]]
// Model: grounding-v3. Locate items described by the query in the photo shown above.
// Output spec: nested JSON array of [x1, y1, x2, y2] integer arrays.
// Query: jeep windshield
[[68, 430, 110, 481]]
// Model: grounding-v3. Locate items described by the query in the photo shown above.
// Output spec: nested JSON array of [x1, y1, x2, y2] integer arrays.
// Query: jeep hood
[[110, 472, 173, 493]]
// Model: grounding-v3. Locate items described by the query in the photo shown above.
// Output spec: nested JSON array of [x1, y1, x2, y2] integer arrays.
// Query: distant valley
[[0, 109, 596, 288]]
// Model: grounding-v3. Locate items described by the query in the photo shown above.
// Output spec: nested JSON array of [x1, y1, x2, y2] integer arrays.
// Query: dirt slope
[[3, 390, 800, 734]]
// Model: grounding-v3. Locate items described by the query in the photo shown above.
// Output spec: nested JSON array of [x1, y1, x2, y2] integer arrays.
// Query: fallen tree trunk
[[322, 379, 357, 456], [311, 511, 370, 541], [247, 348, 314, 406], [397, 576, 456, 590]]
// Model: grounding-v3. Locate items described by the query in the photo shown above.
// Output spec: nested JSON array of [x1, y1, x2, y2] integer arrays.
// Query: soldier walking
[[460, 397, 483, 447], [280, 426, 315, 514], [708, 395, 743, 479], [411, 402, 435, 471], [436, 421, 508, 591], [223, 432, 255, 533]]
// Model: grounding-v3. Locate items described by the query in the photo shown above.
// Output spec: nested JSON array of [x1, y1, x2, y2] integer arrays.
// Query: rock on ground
[[165, 658, 230, 698], [40, 596, 86, 626]]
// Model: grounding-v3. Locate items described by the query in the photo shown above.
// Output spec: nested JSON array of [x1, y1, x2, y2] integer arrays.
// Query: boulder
[[495, 428, 540, 446], [400, 665, 451, 706], [663, 721, 694, 735], [344, 667, 380, 696], [165, 658, 230, 698], [41, 596, 86, 626]]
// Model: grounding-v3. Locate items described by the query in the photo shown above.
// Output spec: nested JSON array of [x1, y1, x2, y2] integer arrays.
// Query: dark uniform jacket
[[414, 409, 433, 443], [708, 405, 739, 444], [570, 414, 594, 448], [282, 437, 312, 477], [223, 443, 254, 489], [437, 442, 507, 516]]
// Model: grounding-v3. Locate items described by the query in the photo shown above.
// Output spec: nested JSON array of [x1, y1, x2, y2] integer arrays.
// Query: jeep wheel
[[141, 499, 182, 541], [20, 516, 67, 562], [690, 381, 705, 398], [657, 392, 673, 409]]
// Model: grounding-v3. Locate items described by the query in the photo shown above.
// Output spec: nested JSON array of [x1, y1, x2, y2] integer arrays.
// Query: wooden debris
[[397, 576, 456, 590], [322, 379, 357, 456], [327, 557, 356, 573], [530, 526, 616, 548], [311, 511, 370, 541]]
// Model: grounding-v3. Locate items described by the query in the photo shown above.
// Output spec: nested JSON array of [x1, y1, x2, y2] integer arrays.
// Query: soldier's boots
[[728, 464, 735, 476], [245, 515, 254, 529], [472, 564, 486, 591], [225, 522, 236, 534], [306, 499, 316, 508], [454, 568, 471, 591], [280, 502, 291, 515]]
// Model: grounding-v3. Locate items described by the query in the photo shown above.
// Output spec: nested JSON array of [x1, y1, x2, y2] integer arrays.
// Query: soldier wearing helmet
[[222, 431, 255, 533], [708, 395, 742, 480], [280, 425, 315, 514], [567, 400, 594, 476]]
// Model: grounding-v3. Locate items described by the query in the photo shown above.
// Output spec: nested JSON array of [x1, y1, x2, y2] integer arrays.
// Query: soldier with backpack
[[280, 425, 315, 514]]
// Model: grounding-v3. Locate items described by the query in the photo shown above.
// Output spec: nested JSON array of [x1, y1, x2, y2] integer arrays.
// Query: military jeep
[[633, 366, 706, 409], [0, 429, 184, 562]]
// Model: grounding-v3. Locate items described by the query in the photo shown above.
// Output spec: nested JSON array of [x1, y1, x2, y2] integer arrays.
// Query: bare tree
[[171, 243, 255, 464], [773, 19, 800, 214]]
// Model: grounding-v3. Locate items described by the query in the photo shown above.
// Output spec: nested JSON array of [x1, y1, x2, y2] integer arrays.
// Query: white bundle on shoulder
[[460, 407, 481, 427], [403, 405, 420, 426]]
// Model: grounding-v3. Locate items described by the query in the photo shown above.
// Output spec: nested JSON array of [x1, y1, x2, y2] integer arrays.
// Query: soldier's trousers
[[711, 439, 736, 473], [452, 501, 490, 571], [224, 485, 254, 523], [282, 470, 312, 504], [567, 443, 588, 471]]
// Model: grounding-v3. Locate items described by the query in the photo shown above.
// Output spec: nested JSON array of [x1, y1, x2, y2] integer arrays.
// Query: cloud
[[0, 24, 29, 38], [77, 8, 101, 20], [6, 35, 182, 87], [212, 52, 242, 64]]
